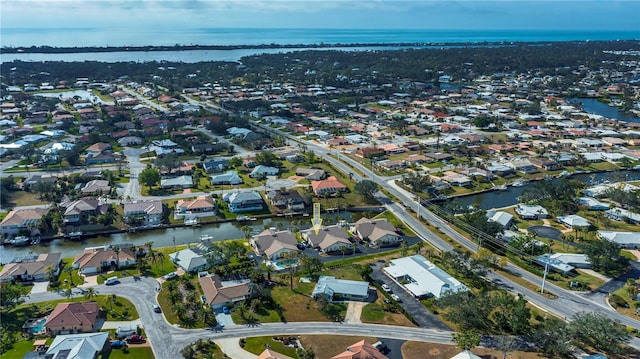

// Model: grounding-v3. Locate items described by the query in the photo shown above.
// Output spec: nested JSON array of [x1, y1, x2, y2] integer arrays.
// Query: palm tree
[[155, 252, 165, 271], [241, 225, 253, 239], [84, 287, 98, 301], [64, 266, 74, 287]]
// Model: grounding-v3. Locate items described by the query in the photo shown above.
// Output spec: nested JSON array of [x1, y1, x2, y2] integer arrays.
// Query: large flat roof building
[[383, 255, 468, 299]]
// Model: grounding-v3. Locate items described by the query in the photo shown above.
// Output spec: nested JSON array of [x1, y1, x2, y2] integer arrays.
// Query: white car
[[381, 284, 392, 293], [163, 272, 178, 280], [391, 294, 402, 302]]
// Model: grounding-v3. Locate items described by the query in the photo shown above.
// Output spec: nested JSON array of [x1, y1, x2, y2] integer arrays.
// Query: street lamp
[[540, 242, 553, 294]]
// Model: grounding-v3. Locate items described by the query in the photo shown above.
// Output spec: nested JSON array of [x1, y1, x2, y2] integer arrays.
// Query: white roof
[[46, 332, 109, 359], [598, 230, 640, 246], [384, 255, 468, 299], [557, 214, 591, 227], [451, 350, 482, 359], [170, 248, 207, 272]]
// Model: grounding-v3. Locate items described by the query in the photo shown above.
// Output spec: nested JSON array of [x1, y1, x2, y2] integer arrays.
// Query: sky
[[2, 0, 639, 31]]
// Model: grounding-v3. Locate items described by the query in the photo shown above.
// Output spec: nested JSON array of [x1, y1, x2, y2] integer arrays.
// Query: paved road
[[120, 148, 145, 201], [25, 277, 457, 359]]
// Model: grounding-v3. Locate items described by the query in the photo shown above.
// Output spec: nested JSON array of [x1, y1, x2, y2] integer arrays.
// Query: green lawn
[[242, 336, 299, 358], [0, 338, 35, 359], [104, 346, 155, 359], [6, 191, 45, 207]]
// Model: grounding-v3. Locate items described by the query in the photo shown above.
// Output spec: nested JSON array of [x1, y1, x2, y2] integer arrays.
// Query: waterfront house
[[266, 189, 306, 211], [73, 247, 137, 275], [515, 204, 548, 220], [0, 253, 62, 283], [0, 207, 49, 237], [487, 211, 514, 230], [312, 276, 370, 302], [311, 176, 348, 196], [175, 196, 216, 218], [199, 273, 253, 310], [250, 165, 279, 178], [44, 332, 110, 359], [303, 225, 352, 254], [45, 302, 100, 335], [123, 200, 163, 226], [352, 218, 402, 247], [507, 159, 538, 174], [61, 199, 109, 225], [598, 230, 640, 249], [170, 247, 208, 273], [223, 191, 264, 213], [210, 170, 243, 185], [529, 157, 561, 171], [383, 255, 468, 299], [250, 229, 299, 261]]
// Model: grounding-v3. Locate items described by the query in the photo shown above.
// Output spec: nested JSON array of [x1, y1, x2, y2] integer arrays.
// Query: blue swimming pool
[[29, 318, 46, 334]]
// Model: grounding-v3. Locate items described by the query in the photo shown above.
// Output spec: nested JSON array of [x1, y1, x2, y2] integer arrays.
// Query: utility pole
[[541, 242, 553, 294]]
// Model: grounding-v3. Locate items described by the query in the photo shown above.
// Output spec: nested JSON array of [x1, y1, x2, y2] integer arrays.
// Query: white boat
[[493, 184, 508, 191], [10, 236, 30, 246], [184, 217, 200, 226], [200, 234, 214, 241], [236, 215, 249, 222], [68, 231, 83, 239], [558, 171, 572, 178], [511, 180, 528, 187]]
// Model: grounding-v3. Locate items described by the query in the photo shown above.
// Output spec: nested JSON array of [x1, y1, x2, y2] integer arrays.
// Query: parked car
[[153, 304, 161, 313], [105, 276, 120, 285], [296, 242, 306, 250], [222, 305, 230, 314], [111, 340, 127, 349], [390, 294, 402, 302], [381, 284, 392, 293], [125, 334, 146, 344], [163, 272, 177, 280]]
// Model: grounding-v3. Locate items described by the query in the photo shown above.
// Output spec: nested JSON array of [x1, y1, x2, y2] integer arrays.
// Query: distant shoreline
[[0, 40, 605, 54]]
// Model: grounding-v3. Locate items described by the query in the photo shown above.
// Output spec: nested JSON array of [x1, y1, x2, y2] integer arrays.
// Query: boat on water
[[200, 234, 214, 241], [184, 217, 200, 226], [558, 171, 572, 178], [493, 184, 508, 191], [511, 180, 529, 187], [9, 236, 31, 246], [67, 231, 83, 240], [236, 215, 257, 222]]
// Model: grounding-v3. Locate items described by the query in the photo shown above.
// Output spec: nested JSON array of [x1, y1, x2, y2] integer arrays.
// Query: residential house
[[303, 225, 352, 253], [441, 171, 472, 187], [311, 276, 369, 302], [250, 229, 299, 261], [210, 171, 243, 185], [85, 153, 116, 165], [160, 175, 193, 189], [61, 199, 109, 225], [507, 159, 538, 174], [355, 147, 385, 159], [598, 230, 640, 249], [123, 200, 164, 226], [192, 142, 227, 154], [203, 159, 230, 173], [84, 142, 111, 158], [352, 218, 402, 247], [514, 204, 548, 220], [44, 332, 110, 359], [296, 168, 326, 180], [250, 165, 279, 178], [535, 253, 591, 275], [375, 159, 406, 171], [605, 207, 640, 224], [199, 273, 253, 310], [223, 191, 264, 213], [330, 340, 388, 359], [557, 215, 591, 229], [529, 157, 561, 171], [0, 208, 49, 237], [73, 247, 137, 275], [175, 196, 216, 218], [383, 255, 468, 299], [487, 211, 514, 230], [80, 180, 111, 195], [257, 349, 295, 359], [0, 253, 62, 283], [170, 247, 208, 273], [311, 176, 348, 196], [266, 189, 306, 211], [45, 302, 100, 335], [577, 197, 610, 211]]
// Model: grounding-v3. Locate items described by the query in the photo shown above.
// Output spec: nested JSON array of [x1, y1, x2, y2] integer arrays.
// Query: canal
[[451, 170, 640, 210], [0, 211, 362, 262], [569, 97, 640, 123]]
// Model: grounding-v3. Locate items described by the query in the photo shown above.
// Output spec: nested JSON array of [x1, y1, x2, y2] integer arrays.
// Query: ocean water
[[2, 27, 638, 48]]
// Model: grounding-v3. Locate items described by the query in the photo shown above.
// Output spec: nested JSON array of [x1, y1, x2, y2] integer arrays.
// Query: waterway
[[569, 97, 640, 123], [451, 170, 640, 210], [0, 211, 361, 262]]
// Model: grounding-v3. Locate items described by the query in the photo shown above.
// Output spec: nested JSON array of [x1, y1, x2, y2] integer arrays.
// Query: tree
[[491, 292, 531, 335], [229, 156, 243, 168], [298, 254, 323, 279], [0, 282, 26, 311], [354, 180, 378, 203], [583, 238, 627, 275], [255, 151, 279, 167], [569, 312, 631, 355], [139, 167, 161, 190], [84, 287, 98, 301], [452, 330, 481, 351]]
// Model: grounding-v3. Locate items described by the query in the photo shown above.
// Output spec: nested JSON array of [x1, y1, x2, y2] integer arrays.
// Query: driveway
[[215, 309, 236, 328], [30, 281, 49, 294], [369, 262, 450, 331]]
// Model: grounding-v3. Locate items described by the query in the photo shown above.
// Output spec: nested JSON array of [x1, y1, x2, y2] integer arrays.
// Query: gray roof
[[312, 276, 369, 298]]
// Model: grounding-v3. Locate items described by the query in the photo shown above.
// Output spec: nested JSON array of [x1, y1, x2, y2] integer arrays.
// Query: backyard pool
[[23, 318, 47, 334]]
